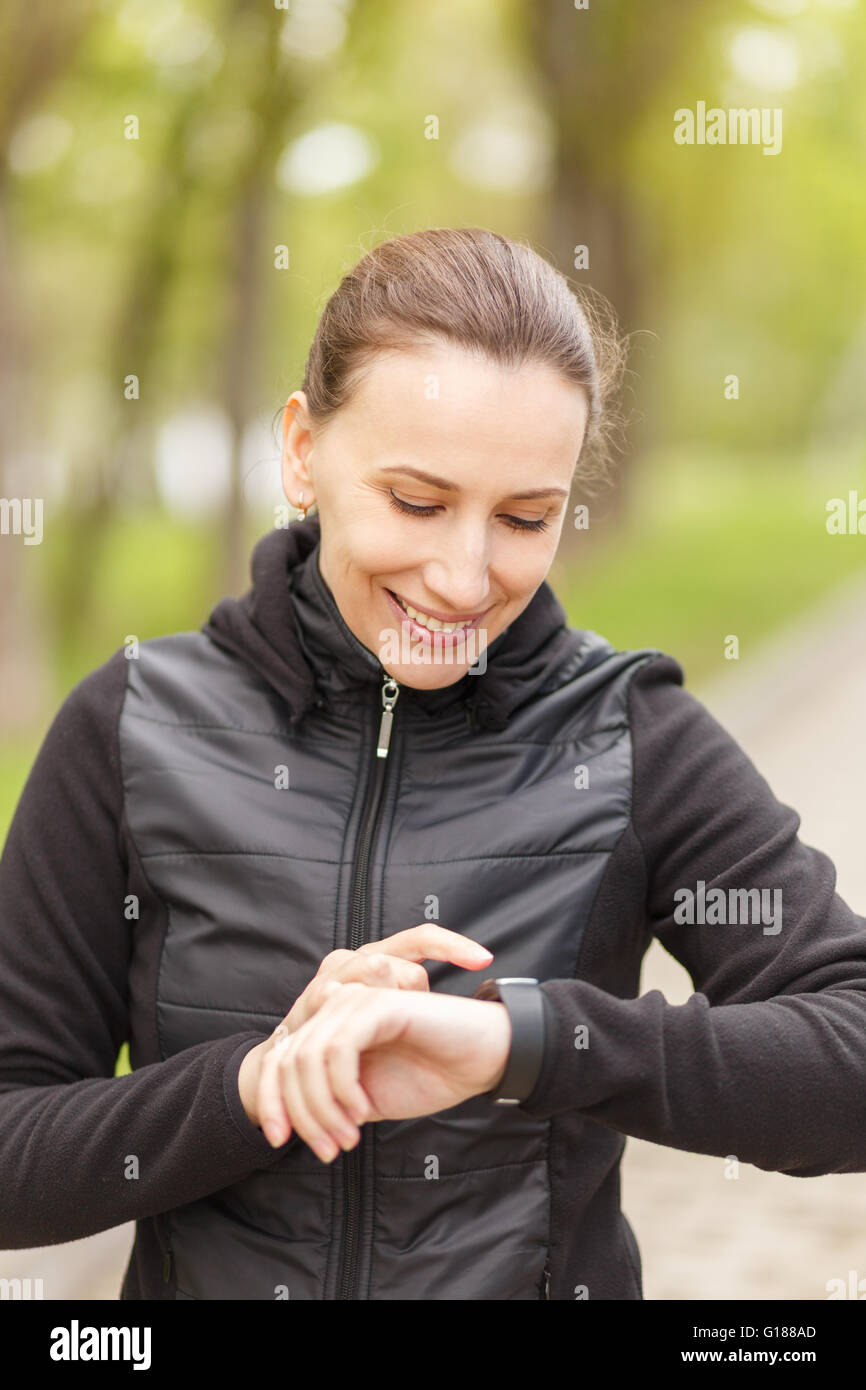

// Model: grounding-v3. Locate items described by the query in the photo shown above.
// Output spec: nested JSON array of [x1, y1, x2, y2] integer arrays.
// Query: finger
[[315, 949, 353, 979], [359, 925, 494, 970], [333, 952, 429, 992], [257, 1045, 294, 1147], [290, 997, 372, 1147], [280, 950, 350, 1026], [280, 1034, 359, 1163], [284, 985, 374, 1149], [294, 985, 410, 1137], [286, 958, 428, 1035], [325, 1022, 377, 1128], [280, 976, 347, 1036]]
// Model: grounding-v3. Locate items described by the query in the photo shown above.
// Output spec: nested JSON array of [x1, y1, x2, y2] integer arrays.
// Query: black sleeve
[[0, 650, 297, 1250], [520, 654, 866, 1176]]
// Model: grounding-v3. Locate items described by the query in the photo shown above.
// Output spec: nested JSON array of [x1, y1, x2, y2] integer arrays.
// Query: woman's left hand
[[260, 985, 511, 1160]]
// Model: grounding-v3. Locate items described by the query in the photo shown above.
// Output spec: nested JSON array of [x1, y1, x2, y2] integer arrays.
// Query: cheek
[[337, 518, 423, 583], [494, 537, 556, 600], [328, 547, 413, 607]]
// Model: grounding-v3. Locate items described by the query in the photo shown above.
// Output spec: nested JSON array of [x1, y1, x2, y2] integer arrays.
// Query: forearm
[[520, 978, 866, 1176], [0, 1032, 291, 1249], [557, 656, 866, 1175]]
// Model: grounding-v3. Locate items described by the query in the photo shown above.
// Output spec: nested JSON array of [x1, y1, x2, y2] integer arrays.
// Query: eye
[[502, 515, 549, 533], [387, 490, 440, 519], [388, 489, 549, 533]]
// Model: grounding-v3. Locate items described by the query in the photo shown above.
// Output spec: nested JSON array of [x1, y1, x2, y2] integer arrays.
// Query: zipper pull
[[376, 676, 400, 758], [543, 1266, 551, 1299]]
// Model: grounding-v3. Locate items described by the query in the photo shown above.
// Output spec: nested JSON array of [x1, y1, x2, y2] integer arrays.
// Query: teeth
[[395, 594, 467, 633]]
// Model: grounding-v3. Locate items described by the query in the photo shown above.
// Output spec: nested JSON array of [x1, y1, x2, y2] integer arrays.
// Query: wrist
[[472, 978, 548, 1104], [480, 1002, 512, 1093]]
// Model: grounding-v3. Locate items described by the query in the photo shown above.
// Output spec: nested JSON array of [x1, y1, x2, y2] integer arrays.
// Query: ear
[[280, 391, 317, 508]]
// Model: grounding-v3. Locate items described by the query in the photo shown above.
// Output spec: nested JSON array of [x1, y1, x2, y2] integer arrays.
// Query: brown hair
[[280, 226, 629, 496]]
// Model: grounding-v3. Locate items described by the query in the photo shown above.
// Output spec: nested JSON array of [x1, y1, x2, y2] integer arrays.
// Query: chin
[[389, 662, 477, 691], [370, 615, 494, 687], [372, 581, 497, 684]]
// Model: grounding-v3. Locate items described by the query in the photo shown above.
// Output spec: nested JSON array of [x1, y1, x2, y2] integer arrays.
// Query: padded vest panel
[[119, 631, 660, 1299]]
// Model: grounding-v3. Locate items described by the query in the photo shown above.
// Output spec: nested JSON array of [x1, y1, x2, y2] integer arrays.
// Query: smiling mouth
[[385, 589, 486, 633]]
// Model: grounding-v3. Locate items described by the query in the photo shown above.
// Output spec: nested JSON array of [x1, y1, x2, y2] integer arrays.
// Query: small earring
[[296, 491, 306, 521]]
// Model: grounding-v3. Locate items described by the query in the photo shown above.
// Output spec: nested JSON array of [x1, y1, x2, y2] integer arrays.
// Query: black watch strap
[[473, 977, 548, 1104]]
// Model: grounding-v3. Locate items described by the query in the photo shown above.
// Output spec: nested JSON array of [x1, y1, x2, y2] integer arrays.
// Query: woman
[[2, 227, 866, 1302]]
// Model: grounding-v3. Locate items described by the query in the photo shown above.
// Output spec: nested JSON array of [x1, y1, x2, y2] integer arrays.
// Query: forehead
[[335, 344, 588, 481]]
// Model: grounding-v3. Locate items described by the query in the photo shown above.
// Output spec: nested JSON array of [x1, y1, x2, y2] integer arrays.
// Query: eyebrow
[[379, 464, 569, 501]]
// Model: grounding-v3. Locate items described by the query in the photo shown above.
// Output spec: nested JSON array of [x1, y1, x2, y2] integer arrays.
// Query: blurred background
[[1, 0, 865, 1300]]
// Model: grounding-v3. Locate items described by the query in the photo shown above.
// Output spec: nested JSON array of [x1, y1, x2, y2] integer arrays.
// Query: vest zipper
[[337, 672, 400, 1301], [542, 1264, 551, 1299]]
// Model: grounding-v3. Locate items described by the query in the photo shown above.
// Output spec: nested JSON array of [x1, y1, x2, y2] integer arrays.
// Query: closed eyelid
[[389, 488, 438, 507], [388, 487, 548, 515], [387, 490, 548, 533]]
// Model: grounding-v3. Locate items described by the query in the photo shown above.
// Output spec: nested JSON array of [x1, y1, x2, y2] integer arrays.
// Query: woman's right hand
[[238, 924, 494, 1146]]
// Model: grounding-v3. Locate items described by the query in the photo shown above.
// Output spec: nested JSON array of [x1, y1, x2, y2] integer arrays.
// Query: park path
[[3, 568, 866, 1300]]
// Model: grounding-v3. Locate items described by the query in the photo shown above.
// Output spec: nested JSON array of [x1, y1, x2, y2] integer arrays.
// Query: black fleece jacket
[[2, 523, 866, 1274]]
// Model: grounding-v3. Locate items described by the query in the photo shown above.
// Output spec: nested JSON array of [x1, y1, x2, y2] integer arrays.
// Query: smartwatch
[[473, 976, 548, 1105]]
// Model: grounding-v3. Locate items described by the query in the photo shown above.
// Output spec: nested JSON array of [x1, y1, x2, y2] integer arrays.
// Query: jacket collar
[[202, 517, 586, 732]]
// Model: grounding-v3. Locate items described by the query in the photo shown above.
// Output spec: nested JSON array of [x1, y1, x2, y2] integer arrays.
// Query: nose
[[421, 522, 493, 616]]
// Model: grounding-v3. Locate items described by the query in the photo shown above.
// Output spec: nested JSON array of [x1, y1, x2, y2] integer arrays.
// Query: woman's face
[[281, 342, 589, 690]]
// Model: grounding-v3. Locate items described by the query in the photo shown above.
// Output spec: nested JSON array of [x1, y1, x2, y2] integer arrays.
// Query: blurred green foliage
[[554, 448, 866, 688]]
